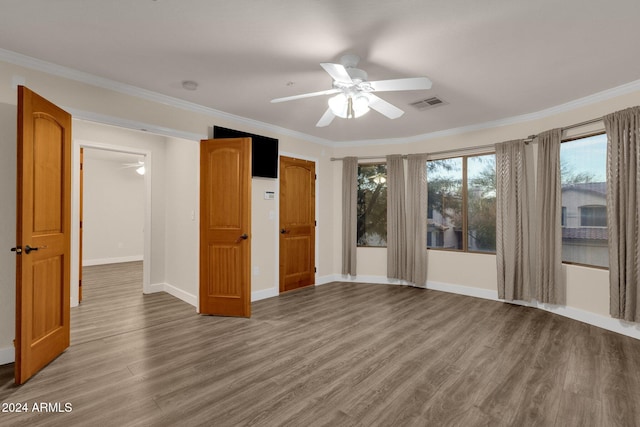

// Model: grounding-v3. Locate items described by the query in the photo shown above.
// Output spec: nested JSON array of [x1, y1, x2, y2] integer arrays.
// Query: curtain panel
[[604, 106, 640, 322], [535, 129, 564, 304], [342, 157, 358, 276], [406, 154, 428, 286], [386, 155, 407, 280], [495, 139, 533, 301]]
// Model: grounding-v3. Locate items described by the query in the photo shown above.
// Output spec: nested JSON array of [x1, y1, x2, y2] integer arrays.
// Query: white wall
[[83, 153, 145, 265], [163, 137, 200, 304], [0, 102, 17, 364]]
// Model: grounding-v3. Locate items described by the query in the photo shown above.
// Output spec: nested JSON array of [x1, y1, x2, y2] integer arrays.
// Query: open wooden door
[[199, 138, 251, 317], [79, 147, 84, 302], [14, 86, 72, 385], [279, 156, 316, 292]]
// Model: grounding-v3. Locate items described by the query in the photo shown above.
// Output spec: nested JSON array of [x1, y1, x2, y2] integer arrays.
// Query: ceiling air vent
[[410, 96, 447, 111]]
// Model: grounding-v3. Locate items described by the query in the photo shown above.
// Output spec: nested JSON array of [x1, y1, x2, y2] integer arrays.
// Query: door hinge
[[315, 220, 317, 226], [314, 267, 317, 273]]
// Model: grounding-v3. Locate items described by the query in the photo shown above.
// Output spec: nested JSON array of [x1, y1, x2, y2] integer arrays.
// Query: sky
[[560, 133, 607, 182]]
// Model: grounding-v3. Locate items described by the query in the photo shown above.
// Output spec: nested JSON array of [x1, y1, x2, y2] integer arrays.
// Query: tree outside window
[[357, 163, 387, 246], [427, 154, 496, 253]]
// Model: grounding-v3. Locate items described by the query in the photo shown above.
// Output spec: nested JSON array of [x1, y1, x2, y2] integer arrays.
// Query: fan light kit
[[271, 54, 432, 127]]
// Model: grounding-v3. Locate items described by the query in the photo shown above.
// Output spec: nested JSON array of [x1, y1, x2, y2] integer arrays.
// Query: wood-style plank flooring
[[1, 261, 640, 426]]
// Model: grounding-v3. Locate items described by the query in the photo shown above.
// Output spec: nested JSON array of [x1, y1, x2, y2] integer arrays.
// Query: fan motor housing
[[346, 67, 368, 83]]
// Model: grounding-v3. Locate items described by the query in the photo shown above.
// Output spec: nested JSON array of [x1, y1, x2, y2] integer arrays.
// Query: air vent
[[410, 96, 447, 111]]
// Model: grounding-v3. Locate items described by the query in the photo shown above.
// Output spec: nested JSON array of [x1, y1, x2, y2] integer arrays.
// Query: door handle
[[10, 246, 22, 255], [24, 245, 39, 254], [280, 229, 289, 234], [236, 233, 249, 243]]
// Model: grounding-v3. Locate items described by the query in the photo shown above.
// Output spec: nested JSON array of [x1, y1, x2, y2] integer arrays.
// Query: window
[[357, 163, 387, 246], [560, 133, 608, 268], [427, 154, 496, 252], [580, 205, 606, 227]]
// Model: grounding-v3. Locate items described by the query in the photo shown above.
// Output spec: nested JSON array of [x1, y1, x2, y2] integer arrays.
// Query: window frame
[[560, 131, 609, 270], [356, 161, 388, 248], [427, 152, 496, 255], [579, 205, 607, 227]]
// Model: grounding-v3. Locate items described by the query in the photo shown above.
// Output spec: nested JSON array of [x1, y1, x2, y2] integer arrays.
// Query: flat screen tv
[[213, 126, 278, 178]]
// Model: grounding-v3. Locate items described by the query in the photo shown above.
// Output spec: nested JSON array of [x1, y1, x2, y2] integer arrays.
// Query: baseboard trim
[[428, 279, 640, 341], [0, 346, 14, 365], [314, 274, 640, 341], [426, 280, 498, 301], [146, 282, 197, 308], [82, 255, 143, 266], [252, 287, 279, 302]]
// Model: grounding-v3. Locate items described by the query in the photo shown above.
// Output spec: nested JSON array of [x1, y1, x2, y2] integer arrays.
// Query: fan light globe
[[328, 94, 370, 119]]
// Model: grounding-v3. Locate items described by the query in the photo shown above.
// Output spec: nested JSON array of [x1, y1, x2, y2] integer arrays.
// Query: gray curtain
[[406, 154, 428, 286], [387, 155, 407, 280], [535, 129, 564, 304], [342, 157, 358, 276], [495, 140, 533, 301], [604, 106, 640, 321]]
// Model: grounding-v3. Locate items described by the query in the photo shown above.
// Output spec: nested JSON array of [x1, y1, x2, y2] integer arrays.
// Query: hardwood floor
[[1, 261, 640, 426]]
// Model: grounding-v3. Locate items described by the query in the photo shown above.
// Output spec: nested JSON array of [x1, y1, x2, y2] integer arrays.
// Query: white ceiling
[[2, 0, 640, 143]]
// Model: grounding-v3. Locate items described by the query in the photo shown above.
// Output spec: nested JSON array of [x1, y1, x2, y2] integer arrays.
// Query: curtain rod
[[330, 116, 604, 161]]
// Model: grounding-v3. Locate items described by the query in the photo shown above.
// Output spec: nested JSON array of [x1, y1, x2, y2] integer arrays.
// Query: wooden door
[[279, 156, 316, 292], [15, 86, 72, 385], [199, 138, 251, 317], [79, 147, 84, 302]]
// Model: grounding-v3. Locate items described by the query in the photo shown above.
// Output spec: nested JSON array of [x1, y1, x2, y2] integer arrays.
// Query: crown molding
[[328, 79, 640, 147], [2, 48, 640, 148], [0, 48, 334, 146]]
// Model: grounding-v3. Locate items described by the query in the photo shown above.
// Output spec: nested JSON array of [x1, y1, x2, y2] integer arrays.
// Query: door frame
[[70, 139, 152, 305], [276, 152, 319, 295]]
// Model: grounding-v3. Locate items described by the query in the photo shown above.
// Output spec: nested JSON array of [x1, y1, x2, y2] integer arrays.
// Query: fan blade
[[316, 108, 336, 127], [368, 77, 432, 92], [368, 94, 404, 119], [320, 63, 353, 84], [271, 88, 340, 103]]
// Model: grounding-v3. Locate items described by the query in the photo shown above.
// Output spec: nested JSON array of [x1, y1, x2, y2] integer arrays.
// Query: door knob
[[10, 246, 22, 255], [24, 245, 39, 254], [280, 229, 288, 234], [240, 234, 248, 240]]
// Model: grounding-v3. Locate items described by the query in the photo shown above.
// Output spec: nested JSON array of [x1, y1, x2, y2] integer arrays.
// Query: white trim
[[316, 274, 339, 286], [82, 255, 143, 267], [4, 48, 640, 148], [146, 283, 165, 294], [426, 280, 498, 301], [252, 287, 279, 302], [145, 282, 198, 308], [71, 110, 205, 142], [315, 274, 640, 341], [327, 79, 640, 147], [71, 140, 153, 306], [0, 48, 333, 147], [0, 346, 14, 365], [426, 280, 640, 341], [163, 283, 198, 308]]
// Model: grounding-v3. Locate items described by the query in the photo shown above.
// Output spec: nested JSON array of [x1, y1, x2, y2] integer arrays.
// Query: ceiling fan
[[271, 54, 432, 127], [121, 160, 146, 175]]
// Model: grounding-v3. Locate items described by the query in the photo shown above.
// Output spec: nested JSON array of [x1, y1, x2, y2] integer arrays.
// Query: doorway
[[72, 142, 152, 307]]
